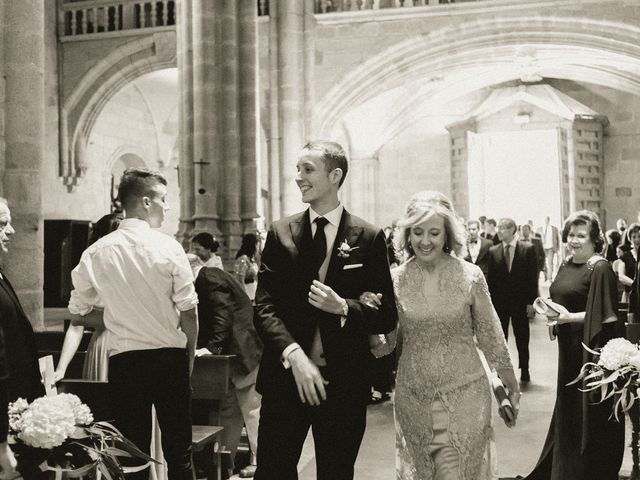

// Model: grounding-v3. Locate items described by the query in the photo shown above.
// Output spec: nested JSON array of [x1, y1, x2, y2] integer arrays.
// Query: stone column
[[219, 0, 242, 255], [348, 156, 379, 223], [191, 0, 221, 236], [176, 0, 195, 246], [2, 0, 45, 326], [238, 0, 259, 234], [276, 0, 307, 216]]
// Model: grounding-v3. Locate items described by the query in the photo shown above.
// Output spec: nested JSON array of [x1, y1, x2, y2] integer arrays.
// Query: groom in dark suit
[[487, 217, 538, 383], [253, 141, 397, 480]]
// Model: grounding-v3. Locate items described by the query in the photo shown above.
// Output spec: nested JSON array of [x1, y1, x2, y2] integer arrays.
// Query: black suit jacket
[[487, 241, 539, 311], [464, 237, 493, 276], [194, 267, 263, 377], [0, 273, 41, 402], [254, 209, 397, 400], [530, 237, 546, 272]]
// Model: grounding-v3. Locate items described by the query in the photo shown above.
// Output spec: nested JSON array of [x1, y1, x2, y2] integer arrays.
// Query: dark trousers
[[254, 382, 367, 480], [497, 305, 530, 370], [370, 351, 396, 394], [109, 348, 193, 480]]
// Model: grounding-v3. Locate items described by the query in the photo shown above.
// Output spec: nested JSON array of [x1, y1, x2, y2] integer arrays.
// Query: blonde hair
[[393, 191, 467, 259]]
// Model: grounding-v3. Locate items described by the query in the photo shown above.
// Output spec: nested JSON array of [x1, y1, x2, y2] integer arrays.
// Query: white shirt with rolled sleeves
[[68, 218, 199, 357]]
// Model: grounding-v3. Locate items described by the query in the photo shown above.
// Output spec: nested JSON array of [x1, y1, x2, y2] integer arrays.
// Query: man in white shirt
[[68, 168, 198, 480], [253, 141, 397, 480], [537, 216, 560, 281]]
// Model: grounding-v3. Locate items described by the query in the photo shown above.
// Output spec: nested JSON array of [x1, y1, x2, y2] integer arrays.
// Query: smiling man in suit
[[488, 218, 539, 383], [464, 219, 492, 276], [253, 141, 397, 480]]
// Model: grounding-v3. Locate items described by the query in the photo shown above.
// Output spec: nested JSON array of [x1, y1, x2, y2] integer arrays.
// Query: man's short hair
[[117, 168, 167, 212], [486, 218, 497, 227], [301, 140, 349, 187], [478, 215, 487, 224], [191, 232, 220, 253], [499, 218, 517, 232]]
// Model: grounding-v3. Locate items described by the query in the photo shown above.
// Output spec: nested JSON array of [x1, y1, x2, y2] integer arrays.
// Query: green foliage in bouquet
[[569, 338, 640, 421], [8, 394, 156, 479]]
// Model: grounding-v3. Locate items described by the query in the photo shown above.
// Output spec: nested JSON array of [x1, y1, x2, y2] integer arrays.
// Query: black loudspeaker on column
[[44, 220, 90, 308]]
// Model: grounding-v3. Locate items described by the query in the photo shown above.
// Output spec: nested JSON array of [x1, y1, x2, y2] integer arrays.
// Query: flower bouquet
[[569, 337, 640, 420], [8, 393, 155, 479]]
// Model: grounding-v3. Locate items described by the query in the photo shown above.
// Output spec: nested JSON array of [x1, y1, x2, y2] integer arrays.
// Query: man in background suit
[[488, 218, 539, 383], [0, 198, 44, 479], [537, 216, 560, 281], [194, 262, 263, 478], [254, 140, 397, 480], [482, 218, 501, 245], [464, 219, 492, 276], [520, 224, 545, 278]]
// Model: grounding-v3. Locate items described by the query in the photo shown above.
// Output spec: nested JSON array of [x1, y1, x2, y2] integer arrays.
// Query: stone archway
[[60, 33, 176, 189], [313, 16, 640, 141]]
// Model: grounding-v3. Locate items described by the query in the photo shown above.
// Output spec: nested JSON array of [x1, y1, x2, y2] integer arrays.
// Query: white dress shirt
[[468, 239, 481, 263], [68, 218, 199, 357]]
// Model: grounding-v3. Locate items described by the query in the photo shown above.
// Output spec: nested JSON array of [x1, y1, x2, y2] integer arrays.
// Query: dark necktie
[[505, 244, 512, 272], [313, 217, 329, 272]]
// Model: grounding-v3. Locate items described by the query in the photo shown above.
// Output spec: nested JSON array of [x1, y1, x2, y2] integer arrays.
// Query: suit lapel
[[325, 210, 363, 287], [0, 272, 28, 319]]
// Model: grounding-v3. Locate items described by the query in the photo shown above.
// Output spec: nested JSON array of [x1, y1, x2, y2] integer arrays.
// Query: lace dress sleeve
[[470, 269, 513, 371]]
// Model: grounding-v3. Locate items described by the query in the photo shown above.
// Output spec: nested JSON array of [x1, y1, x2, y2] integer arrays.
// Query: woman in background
[[55, 212, 123, 382], [234, 233, 260, 302], [525, 210, 625, 480]]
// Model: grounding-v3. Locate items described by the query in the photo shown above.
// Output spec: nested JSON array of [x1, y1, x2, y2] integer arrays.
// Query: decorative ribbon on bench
[[40, 459, 152, 480]]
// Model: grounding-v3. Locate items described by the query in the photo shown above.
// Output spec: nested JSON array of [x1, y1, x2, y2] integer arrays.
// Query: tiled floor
[[297, 282, 634, 479]]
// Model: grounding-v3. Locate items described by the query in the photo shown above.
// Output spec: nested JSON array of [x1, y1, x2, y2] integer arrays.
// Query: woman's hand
[[53, 367, 66, 383], [0, 442, 17, 480], [359, 291, 382, 310]]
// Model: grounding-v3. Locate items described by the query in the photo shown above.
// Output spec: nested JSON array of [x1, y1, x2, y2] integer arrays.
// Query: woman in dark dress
[[526, 210, 625, 480]]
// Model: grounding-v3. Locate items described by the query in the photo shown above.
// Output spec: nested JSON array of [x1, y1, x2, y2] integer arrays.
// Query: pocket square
[[343, 263, 363, 270]]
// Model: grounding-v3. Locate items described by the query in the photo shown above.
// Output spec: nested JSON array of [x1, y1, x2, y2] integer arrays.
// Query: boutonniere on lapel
[[337, 239, 359, 258]]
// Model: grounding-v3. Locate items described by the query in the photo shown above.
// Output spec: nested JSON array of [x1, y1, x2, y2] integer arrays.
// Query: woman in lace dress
[[392, 191, 520, 480]]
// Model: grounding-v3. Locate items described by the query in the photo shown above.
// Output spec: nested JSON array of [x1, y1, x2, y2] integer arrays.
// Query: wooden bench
[[54, 354, 237, 480]]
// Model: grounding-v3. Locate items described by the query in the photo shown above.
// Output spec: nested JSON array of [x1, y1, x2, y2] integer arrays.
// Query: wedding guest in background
[[392, 191, 519, 479], [464, 219, 492, 276], [525, 210, 624, 480], [617, 217, 628, 245], [627, 223, 640, 259], [613, 244, 634, 303], [55, 212, 123, 382], [68, 168, 198, 480], [253, 140, 397, 480], [478, 215, 487, 236], [482, 218, 500, 245], [191, 232, 223, 269], [520, 224, 546, 278], [604, 229, 622, 263], [234, 233, 260, 302], [488, 218, 538, 383], [0, 197, 44, 480], [193, 254, 263, 479], [538, 216, 560, 282]]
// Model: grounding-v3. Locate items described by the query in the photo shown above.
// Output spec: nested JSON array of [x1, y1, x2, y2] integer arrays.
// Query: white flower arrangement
[[8, 393, 155, 477], [570, 338, 640, 420]]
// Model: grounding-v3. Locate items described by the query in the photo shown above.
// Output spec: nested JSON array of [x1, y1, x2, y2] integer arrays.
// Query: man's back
[[69, 218, 197, 356]]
